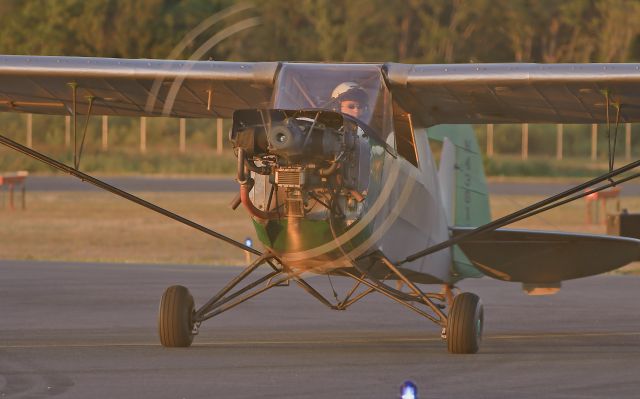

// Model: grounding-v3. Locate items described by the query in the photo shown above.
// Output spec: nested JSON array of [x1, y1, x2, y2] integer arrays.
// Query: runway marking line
[[490, 331, 640, 340], [1, 331, 639, 349]]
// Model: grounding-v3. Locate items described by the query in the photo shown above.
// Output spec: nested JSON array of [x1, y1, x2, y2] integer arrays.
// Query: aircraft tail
[[428, 124, 491, 279], [428, 124, 491, 228]]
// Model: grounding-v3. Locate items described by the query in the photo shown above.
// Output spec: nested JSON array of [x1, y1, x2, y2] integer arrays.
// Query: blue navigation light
[[244, 237, 253, 247], [400, 381, 418, 399]]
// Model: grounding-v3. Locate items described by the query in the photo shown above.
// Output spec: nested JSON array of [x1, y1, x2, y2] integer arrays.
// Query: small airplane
[[1, 56, 640, 354]]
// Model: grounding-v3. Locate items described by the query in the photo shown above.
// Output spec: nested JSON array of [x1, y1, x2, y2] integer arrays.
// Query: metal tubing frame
[[336, 286, 375, 310], [194, 252, 276, 320], [291, 276, 339, 309], [269, 258, 364, 311], [353, 261, 446, 302], [195, 258, 381, 323], [338, 279, 363, 306], [287, 273, 377, 311], [339, 270, 444, 325], [277, 261, 377, 311], [378, 256, 448, 322], [200, 269, 282, 316], [198, 274, 291, 321]]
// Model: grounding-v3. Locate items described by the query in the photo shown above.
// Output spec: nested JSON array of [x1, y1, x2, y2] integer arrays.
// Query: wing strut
[[396, 159, 640, 265], [605, 90, 622, 178], [0, 134, 260, 256], [75, 95, 96, 169], [68, 82, 79, 168]]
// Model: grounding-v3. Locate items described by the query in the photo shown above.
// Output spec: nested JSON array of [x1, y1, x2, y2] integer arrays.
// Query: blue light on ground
[[400, 381, 418, 399]]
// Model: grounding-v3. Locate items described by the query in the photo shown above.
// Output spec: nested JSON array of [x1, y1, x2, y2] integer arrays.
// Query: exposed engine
[[230, 109, 368, 227]]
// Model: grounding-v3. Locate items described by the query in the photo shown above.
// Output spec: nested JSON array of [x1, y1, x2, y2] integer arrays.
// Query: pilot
[[331, 82, 369, 120]]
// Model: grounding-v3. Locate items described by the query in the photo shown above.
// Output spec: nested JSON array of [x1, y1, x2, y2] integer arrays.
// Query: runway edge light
[[244, 237, 253, 264], [400, 381, 418, 399]]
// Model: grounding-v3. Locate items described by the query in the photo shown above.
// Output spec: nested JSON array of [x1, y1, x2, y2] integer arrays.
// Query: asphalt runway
[[24, 175, 237, 192], [22, 174, 640, 196], [1, 260, 639, 398]]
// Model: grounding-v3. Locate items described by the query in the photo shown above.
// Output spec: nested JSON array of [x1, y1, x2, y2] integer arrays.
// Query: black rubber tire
[[158, 285, 195, 347], [446, 292, 483, 354]]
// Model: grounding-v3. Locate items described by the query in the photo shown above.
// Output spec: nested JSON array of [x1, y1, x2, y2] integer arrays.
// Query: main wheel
[[446, 292, 483, 354], [158, 285, 195, 347]]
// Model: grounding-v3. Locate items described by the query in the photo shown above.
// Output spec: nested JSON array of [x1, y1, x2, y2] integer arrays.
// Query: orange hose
[[240, 182, 279, 220]]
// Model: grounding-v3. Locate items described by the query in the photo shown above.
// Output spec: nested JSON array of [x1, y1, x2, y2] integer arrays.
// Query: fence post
[[521, 123, 528, 160], [556, 124, 563, 160], [591, 124, 597, 161], [486, 124, 494, 157], [626, 123, 631, 161], [140, 117, 147, 153], [102, 115, 108, 151], [26, 114, 33, 148], [65, 115, 71, 148], [216, 118, 223, 155], [179, 118, 186, 153]]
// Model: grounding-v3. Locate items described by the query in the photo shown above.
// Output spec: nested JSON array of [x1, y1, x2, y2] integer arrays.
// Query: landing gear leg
[[446, 292, 483, 354]]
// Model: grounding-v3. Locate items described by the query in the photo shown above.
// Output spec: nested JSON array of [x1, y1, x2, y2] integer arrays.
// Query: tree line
[[1, 0, 639, 63]]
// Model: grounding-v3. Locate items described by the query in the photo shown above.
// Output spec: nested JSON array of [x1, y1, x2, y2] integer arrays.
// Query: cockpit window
[[272, 63, 392, 141]]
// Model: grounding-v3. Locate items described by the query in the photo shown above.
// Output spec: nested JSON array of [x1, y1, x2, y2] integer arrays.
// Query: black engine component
[[230, 109, 365, 222], [230, 109, 354, 165], [229, 125, 269, 158]]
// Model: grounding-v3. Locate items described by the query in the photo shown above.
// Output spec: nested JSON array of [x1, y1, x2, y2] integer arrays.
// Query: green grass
[[0, 146, 237, 175], [0, 191, 254, 265], [483, 156, 612, 178], [2, 145, 624, 178]]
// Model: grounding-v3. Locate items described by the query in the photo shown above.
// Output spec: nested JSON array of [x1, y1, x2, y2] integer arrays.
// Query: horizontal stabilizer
[[452, 227, 640, 283]]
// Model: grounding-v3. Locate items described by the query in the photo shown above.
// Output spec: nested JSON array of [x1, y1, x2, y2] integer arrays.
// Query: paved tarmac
[[24, 175, 237, 192], [22, 174, 640, 196], [1, 260, 639, 398]]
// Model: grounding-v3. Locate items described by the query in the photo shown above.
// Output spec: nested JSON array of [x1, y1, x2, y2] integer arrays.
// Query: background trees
[[0, 0, 638, 63]]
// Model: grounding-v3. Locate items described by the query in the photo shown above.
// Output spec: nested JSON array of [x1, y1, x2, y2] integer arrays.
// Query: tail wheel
[[446, 292, 483, 354], [158, 285, 195, 347]]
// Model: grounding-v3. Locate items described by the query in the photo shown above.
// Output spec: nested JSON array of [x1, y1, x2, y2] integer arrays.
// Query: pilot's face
[[340, 100, 365, 119]]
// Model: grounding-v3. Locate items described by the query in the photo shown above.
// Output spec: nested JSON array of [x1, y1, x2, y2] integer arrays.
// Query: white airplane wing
[[452, 227, 640, 284], [3, 57, 640, 126], [0, 55, 278, 118], [385, 62, 640, 126]]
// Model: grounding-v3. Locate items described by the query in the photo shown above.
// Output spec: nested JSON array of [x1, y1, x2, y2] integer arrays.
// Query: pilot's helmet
[[331, 82, 369, 105]]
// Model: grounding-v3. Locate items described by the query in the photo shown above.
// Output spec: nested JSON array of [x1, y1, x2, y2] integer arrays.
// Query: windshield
[[272, 63, 392, 139]]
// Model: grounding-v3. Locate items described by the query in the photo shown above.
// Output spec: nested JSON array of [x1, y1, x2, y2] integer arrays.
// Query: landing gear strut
[[156, 252, 484, 353]]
